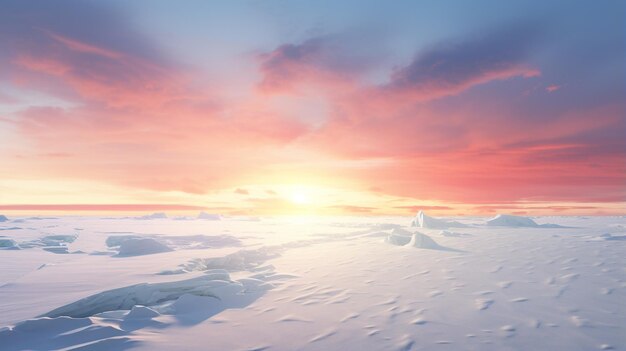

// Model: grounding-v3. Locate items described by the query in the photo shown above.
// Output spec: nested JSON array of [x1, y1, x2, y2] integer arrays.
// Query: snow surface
[[0, 215, 625, 350]]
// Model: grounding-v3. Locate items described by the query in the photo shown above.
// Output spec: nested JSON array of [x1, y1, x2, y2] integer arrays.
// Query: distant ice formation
[[136, 212, 167, 220], [198, 212, 221, 220], [485, 214, 564, 228], [0, 214, 8, 222], [486, 214, 538, 227], [411, 211, 467, 229]]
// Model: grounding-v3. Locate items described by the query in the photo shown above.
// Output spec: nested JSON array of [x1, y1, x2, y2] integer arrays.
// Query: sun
[[289, 189, 311, 205], [289, 191, 310, 205]]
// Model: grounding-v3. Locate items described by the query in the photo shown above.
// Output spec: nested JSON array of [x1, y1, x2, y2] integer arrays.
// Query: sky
[[0, 0, 624, 216]]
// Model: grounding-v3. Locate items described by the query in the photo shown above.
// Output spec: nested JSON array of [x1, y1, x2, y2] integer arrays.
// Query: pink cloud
[[388, 66, 540, 101], [0, 204, 206, 212], [12, 94, 310, 195], [3, 19, 624, 210], [0, 91, 20, 104], [546, 84, 561, 92], [327, 205, 376, 213], [393, 206, 454, 213], [12, 38, 191, 111], [45, 31, 124, 59]]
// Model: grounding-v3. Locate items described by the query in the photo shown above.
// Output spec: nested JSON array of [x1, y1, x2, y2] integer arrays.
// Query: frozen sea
[[0, 214, 624, 350]]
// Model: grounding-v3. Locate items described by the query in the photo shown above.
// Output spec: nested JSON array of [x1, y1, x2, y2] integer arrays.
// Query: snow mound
[[385, 228, 413, 246], [0, 214, 8, 222], [486, 214, 538, 227], [385, 228, 441, 249], [42, 273, 272, 318], [116, 238, 172, 257], [198, 212, 221, 220], [408, 232, 440, 249], [136, 212, 167, 220], [411, 211, 467, 229]]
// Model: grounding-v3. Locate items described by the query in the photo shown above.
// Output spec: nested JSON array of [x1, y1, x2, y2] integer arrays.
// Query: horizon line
[[0, 203, 624, 217]]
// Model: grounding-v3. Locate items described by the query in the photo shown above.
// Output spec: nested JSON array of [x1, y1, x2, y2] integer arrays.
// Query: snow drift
[[1, 272, 277, 351], [0, 215, 8, 222], [42, 273, 272, 318], [410, 211, 467, 229]]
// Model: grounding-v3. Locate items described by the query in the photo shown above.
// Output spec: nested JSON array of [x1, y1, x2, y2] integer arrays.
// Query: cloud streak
[[387, 25, 541, 100]]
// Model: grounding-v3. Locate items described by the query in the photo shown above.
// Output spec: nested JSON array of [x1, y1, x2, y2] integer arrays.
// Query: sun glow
[[289, 188, 312, 205]]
